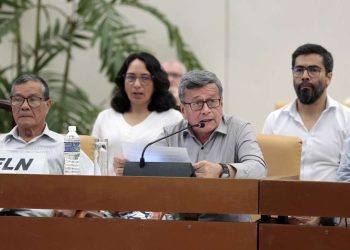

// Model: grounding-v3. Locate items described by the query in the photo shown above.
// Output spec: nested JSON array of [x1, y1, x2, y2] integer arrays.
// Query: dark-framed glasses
[[183, 98, 221, 111], [292, 66, 322, 78], [10, 95, 47, 108], [124, 73, 153, 85]]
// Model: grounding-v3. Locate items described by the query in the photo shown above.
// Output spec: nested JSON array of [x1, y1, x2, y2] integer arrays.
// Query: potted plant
[[0, 0, 202, 134]]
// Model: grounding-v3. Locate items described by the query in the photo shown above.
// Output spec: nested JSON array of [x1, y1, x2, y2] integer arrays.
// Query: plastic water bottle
[[64, 126, 81, 175]]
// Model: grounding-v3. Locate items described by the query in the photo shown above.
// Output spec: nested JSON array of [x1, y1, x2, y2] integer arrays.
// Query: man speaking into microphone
[[158, 70, 266, 179], [115, 70, 266, 222]]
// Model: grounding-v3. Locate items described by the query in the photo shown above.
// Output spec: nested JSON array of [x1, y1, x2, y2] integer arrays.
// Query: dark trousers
[[0, 210, 20, 216]]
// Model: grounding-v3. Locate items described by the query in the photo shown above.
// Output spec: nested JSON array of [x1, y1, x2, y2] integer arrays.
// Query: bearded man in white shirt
[[263, 43, 350, 226]]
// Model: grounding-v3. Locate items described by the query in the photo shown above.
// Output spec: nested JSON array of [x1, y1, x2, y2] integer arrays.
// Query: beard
[[293, 80, 326, 105]]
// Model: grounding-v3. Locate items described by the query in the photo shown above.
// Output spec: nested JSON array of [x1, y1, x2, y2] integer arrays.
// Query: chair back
[[0, 100, 11, 112], [0, 99, 15, 128], [80, 135, 95, 161], [274, 101, 288, 110], [256, 134, 302, 178]]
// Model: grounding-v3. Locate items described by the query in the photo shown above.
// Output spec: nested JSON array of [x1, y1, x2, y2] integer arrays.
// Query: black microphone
[[139, 122, 205, 167]]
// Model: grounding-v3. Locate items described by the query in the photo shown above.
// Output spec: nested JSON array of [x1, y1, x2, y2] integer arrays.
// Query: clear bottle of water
[[64, 126, 81, 175]]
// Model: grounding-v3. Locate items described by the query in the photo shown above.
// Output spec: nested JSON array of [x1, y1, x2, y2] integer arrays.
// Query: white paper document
[[121, 142, 191, 163], [0, 150, 49, 174]]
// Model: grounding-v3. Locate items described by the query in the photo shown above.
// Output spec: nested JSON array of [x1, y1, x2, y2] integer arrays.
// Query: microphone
[[139, 122, 205, 167]]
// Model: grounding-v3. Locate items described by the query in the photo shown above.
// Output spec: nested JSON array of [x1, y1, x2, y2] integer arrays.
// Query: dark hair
[[292, 43, 333, 73], [11, 74, 50, 99], [111, 52, 176, 113]]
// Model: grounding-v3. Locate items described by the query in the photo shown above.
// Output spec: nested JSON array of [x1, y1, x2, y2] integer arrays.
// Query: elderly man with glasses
[[263, 43, 350, 226], [0, 74, 94, 217], [157, 69, 266, 222]]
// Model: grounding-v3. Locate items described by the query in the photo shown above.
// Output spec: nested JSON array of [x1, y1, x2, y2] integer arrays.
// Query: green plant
[[0, 0, 202, 134]]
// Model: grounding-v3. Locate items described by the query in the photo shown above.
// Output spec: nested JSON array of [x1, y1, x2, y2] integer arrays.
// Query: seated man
[[263, 43, 350, 226], [115, 70, 267, 221], [0, 74, 94, 217], [162, 59, 187, 107], [263, 44, 350, 182]]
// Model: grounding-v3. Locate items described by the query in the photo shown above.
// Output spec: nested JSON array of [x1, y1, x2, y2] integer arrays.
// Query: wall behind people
[[2, 0, 350, 131]]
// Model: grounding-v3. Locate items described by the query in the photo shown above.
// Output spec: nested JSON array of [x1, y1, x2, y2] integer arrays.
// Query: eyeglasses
[[183, 99, 221, 111], [292, 66, 322, 78], [124, 73, 153, 85], [10, 95, 47, 108]]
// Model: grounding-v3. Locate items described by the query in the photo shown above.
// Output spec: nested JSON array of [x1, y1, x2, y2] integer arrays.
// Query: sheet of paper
[[121, 142, 191, 163], [0, 150, 49, 174]]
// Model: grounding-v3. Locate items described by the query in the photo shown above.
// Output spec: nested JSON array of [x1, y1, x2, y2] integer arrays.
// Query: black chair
[[0, 99, 15, 128], [0, 99, 11, 112]]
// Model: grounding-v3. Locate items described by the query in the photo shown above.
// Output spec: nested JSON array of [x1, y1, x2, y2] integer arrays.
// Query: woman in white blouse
[[92, 52, 182, 219], [92, 52, 183, 175]]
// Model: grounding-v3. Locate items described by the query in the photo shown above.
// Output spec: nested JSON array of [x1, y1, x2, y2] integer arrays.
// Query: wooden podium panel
[[0, 174, 258, 250], [0, 174, 258, 214], [259, 224, 350, 250], [0, 217, 257, 250], [259, 179, 350, 217]]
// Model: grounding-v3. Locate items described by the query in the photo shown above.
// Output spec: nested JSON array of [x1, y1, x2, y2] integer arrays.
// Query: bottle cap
[[68, 126, 76, 132]]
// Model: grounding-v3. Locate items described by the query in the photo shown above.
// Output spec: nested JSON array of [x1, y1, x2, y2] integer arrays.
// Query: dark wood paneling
[[0, 217, 257, 250], [259, 180, 350, 217], [0, 174, 258, 214], [259, 224, 350, 250]]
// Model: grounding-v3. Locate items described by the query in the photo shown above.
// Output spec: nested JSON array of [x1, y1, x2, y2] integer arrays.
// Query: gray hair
[[178, 70, 223, 102], [11, 74, 50, 99]]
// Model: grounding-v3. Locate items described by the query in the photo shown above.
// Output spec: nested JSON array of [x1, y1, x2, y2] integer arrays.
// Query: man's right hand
[[113, 156, 127, 176]]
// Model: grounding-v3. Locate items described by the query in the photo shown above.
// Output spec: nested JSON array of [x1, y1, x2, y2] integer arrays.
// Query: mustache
[[299, 81, 313, 89]]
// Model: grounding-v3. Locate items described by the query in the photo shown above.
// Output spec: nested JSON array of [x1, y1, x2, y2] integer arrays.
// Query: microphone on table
[[139, 122, 205, 167]]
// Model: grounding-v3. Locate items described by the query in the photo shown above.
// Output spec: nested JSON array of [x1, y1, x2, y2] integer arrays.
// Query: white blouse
[[92, 108, 183, 173]]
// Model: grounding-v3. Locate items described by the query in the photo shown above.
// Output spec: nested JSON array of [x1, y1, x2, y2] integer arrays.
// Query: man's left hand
[[192, 160, 222, 178]]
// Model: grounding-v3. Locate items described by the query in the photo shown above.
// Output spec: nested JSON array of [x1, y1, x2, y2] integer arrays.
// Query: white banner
[[0, 150, 48, 174]]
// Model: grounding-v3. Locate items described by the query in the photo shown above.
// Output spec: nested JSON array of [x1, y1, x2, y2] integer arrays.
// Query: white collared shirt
[[263, 96, 350, 181]]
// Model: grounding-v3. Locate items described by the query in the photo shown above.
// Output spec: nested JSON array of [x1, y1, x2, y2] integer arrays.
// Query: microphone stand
[[123, 122, 205, 177]]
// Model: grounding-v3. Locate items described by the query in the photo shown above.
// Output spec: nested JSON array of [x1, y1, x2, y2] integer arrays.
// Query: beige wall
[[1, 0, 350, 131], [131, 0, 350, 131]]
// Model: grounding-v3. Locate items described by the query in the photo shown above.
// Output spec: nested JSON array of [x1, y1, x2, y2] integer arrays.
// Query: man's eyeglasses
[[124, 73, 153, 85], [10, 96, 47, 108], [183, 99, 221, 111], [292, 66, 322, 78]]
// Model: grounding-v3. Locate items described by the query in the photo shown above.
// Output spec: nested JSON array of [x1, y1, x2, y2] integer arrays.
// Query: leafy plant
[[0, 0, 202, 134]]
